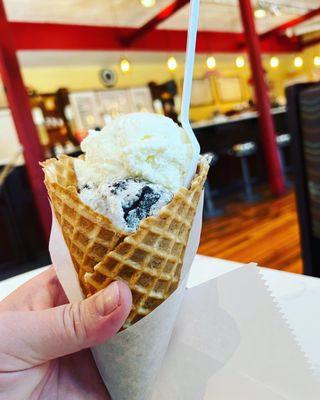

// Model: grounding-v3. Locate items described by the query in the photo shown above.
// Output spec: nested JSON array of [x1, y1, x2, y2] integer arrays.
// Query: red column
[[0, 1, 51, 239], [238, 0, 285, 196]]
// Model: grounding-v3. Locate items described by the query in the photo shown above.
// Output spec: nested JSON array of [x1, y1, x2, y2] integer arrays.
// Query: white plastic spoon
[[181, 0, 201, 188]]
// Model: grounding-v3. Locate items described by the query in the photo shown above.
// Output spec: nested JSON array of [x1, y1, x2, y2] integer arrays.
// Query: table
[[1, 254, 320, 373]]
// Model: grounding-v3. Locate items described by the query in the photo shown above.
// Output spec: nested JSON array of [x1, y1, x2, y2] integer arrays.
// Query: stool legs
[[204, 181, 223, 218], [240, 157, 261, 203], [278, 148, 292, 188]]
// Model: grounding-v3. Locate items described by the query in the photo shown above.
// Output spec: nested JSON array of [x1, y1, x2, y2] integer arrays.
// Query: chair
[[0, 165, 49, 279], [286, 82, 320, 277], [202, 152, 224, 218], [230, 141, 261, 203], [276, 133, 292, 188]]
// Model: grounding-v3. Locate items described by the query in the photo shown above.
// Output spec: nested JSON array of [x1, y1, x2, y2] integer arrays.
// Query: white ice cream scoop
[[181, 0, 201, 188], [74, 113, 193, 193]]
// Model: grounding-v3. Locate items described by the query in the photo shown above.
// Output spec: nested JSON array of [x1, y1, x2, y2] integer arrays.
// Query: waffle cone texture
[[42, 155, 209, 327]]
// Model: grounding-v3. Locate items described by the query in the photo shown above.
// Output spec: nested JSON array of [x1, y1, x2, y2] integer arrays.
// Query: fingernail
[[95, 281, 120, 317]]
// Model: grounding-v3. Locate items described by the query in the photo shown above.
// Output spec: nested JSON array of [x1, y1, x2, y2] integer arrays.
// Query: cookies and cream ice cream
[[79, 178, 173, 232], [74, 113, 193, 232]]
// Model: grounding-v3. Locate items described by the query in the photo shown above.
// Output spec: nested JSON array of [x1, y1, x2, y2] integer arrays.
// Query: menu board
[[215, 76, 243, 103], [68, 91, 103, 131], [190, 78, 214, 107], [130, 87, 154, 112], [69, 86, 154, 129], [98, 89, 134, 118]]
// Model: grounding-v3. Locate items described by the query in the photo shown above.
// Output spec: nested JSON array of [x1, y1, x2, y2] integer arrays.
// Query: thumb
[[0, 281, 132, 370]]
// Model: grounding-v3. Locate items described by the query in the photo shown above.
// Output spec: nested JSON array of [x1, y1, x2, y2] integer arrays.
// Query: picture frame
[[181, 78, 214, 107], [215, 76, 244, 103]]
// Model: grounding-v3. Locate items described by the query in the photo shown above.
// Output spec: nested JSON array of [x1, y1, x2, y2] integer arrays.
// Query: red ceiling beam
[[121, 0, 189, 46], [302, 36, 320, 50], [11, 22, 239, 52], [11, 23, 125, 51], [260, 7, 320, 40], [255, 34, 301, 53], [10, 22, 300, 53], [239, 0, 285, 196]]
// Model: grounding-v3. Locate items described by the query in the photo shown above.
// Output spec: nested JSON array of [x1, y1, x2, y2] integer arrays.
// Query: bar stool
[[231, 141, 261, 203], [277, 133, 292, 188], [203, 152, 224, 218]]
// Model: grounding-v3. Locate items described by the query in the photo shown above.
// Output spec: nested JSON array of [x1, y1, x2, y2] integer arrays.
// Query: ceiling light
[[236, 56, 245, 68], [120, 58, 130, 73], [206, 56, 216, 69], [270, 56, 279, 68], [294, 56, 303, 68], [140, 0, 156, 7], [167, 56, 177, 71], [254, 8, 266, 19], [285, 28, 294, 38], [314, 56, 320, 67]]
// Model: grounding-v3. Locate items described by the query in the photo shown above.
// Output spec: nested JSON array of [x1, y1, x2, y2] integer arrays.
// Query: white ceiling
[[4, 0, 320, 34], [160, 1, 320, 34], [5, 0, 174, 28]]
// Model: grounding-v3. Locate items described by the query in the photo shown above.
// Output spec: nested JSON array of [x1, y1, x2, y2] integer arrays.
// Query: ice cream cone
[[42, 155, 126, 293], [42, 154, 209, 327]]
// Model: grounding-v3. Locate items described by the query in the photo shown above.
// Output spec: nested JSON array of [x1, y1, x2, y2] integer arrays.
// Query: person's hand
[[0, 266, 132, 399]]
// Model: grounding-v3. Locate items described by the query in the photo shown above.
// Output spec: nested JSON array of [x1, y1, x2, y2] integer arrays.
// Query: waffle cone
[[41, 155, 126, 293], [42, 155, 209, 327]]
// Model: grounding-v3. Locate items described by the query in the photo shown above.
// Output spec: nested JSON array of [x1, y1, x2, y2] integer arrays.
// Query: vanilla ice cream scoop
[[74, 113, 193, 192]]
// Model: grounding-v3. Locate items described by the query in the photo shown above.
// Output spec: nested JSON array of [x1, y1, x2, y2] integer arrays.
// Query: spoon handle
[[181, 0, 201, 188]]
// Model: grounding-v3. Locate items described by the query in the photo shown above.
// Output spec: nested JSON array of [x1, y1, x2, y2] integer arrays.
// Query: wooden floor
[[199, 190, 303, 274]]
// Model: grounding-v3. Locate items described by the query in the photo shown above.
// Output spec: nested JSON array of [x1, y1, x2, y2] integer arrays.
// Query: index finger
[[0, 266, 68, 312]]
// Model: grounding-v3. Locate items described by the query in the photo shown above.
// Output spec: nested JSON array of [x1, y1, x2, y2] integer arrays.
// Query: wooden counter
[[193, 107, 289, 195]]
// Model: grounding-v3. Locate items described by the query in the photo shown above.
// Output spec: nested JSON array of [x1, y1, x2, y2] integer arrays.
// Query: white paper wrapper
[[49, 193, 204, 400], [153, 265, 320, 399]]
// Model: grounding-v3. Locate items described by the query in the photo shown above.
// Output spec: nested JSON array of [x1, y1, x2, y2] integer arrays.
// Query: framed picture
[[130, 86, 154, 112], [68, 91, 103, 131], [188, 78, 214, 107], [215, 76, 244, 103], [97, 89, 134, 118]]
